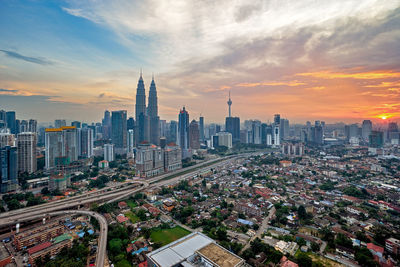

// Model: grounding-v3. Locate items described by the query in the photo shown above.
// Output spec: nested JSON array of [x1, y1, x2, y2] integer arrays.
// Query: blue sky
[[1, 0, 400, 124]]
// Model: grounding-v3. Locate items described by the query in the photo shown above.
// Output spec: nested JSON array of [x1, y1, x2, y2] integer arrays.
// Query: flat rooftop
[[197, 243, 244, 267]]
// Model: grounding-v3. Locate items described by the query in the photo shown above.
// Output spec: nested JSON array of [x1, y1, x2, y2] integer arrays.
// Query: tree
[[298, 205, 307, 220], [296, 252, 312, 267], [137, 209, 147, 221], [311, 241, 320, 252], [108, 239, 123, 256]]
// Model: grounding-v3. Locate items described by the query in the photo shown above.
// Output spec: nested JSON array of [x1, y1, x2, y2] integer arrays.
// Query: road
[[241, 207, 276, 252]]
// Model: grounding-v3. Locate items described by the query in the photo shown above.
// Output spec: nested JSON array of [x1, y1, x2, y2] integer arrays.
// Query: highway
[[0, 153, 258, 266]]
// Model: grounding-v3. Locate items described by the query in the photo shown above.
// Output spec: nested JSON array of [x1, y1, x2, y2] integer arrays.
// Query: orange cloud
[[236, 81, 306, 87], [297, 70, 400, 79], [364, 81, 400, 87]]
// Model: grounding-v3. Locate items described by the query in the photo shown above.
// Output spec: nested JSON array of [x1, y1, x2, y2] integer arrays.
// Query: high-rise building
[[213, 132, 232, 148], [19, 120, 28, 133], [369, 131, 384, 148], [135, 72, 150, 144], [17, 132, 37, 174], [28, 119, 37, 133], [163, 143, 182, 172], [45, 126, 77, 170], [127, 129, 135, 155], [387, 122, 399, 141], [189, 120, 200, 149], [167, 120, 178, 144], [54, 119, 66, 128], [135, 143, 164, 177], [77, 128, 93, 158], [0, 146, 18, 193], [111, 110, 127, 152], [6, 111, 16, 134], [0, 133, 15, 147], [280, 118, 289, 139], [0, 110, 6, 128], [71, 121, 81, 129], [178, 107, 190, 157], [148, 76, 160, 145], [104, 144, 114, 162], [127, 117, 135, 131], [226, 117, 240, 143], [362, 120, 372, 141], [199, 116, 204, 142], [159, 120, 167, 138], [273, 125, 280, 146], [274, 114, 281, 126], [102, 110, 111, 140]]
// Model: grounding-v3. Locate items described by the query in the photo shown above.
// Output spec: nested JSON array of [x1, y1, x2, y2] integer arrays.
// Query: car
[[2, 237, 11, 243]]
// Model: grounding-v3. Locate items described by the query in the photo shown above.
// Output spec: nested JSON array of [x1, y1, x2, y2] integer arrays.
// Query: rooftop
[[197, 243, 244, 267]]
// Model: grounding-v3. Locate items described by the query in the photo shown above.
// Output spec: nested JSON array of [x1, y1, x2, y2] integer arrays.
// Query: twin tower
[[135, 72, 159, 145]]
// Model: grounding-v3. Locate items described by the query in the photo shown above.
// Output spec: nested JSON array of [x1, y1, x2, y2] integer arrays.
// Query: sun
[[381, 116, 387, 120]]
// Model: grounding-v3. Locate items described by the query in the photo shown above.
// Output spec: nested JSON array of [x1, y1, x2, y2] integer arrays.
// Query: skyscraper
[[6, 111, 16, 134], [362, 120, 372, 141], [102, 110, 111, 140], [45, 126, 77, 169], [77, 127, 93, 158], [135, 72, 150, 144], [0, 146, 18, 193], [54, 119, 66, 128], [111, 110, 127, 152], [127, 117, 135, 130], [178, 107, 189, 157], [148, 76, 160, 145], [199, 116, 204, 142], [71, 121, 81, 128], [17, 132, 37, 174], [19, 120, 28, 133], [168, 120, 178, 144], [104, 144, 114, 162], [127, 129, 135, 155], [189, 120, 200, 149], [28, 119, 37, 133], [225, 117, 240, 143]]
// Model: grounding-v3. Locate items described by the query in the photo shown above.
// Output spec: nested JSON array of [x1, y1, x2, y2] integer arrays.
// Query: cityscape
[[0, 1, 400, 267]]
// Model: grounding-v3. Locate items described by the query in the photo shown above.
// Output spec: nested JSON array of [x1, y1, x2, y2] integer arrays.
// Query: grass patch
[[125, 211, 141, 223], [150, 226, 191, 246], [126, 200, 137, 209]]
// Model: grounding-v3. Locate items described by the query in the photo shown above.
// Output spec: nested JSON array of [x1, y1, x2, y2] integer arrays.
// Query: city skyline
[[1, 1, 400, 123]]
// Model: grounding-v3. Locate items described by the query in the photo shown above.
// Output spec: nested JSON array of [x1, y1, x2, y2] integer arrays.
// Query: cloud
[[297, 70, 400, 79], [237, 81, 306, 87], [0, 88, 18, 93], [0, 50, 53, 65]]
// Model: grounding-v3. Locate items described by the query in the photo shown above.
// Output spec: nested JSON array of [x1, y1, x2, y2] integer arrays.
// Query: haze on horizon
[[0, 0, 400, 124]]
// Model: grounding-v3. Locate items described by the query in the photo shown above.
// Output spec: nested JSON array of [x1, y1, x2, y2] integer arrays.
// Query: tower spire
[[227, 90, 232, 117]]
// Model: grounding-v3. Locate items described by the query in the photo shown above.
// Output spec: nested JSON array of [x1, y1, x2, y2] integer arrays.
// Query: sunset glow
[[0, 0, 399, 123]]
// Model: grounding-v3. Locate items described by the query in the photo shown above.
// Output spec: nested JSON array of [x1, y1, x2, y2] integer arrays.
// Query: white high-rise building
[[17, 132, 37, 173], [104, 144, 114, 162]]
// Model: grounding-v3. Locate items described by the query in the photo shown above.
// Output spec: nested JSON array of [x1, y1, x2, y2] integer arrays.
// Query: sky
[[0, 0, 400, 124]]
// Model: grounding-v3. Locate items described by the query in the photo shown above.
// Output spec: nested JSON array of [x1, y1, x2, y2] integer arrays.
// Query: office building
[[77, 128, 93, 158], [102, 110, 111, 140], [135, 143, 164, 177], [282, 142, 304, 156], [111, 110, 127, 153], [273, 125, 280, 146], [146, 232, 246, 267], [189, 120, 200, 149], [127, 129, 135, 155], [148, 76, 160, 145], [0, 133, 15, 147], [71, 121, 81, 129], [0, 146, 18, 192], [135, 72, 150, 144], [159, 119, 167, 138], [17, 132, 37, 174], [362, 120, 372, 141], [28, 119, 37, 133], [199, 116, 204, 142], [280, 118, 289, 139], [6, 111, 16, 134], [225, 117, 240, 143], [127, 117, 135, 131], [45, 126, 77, 170], [167, 120, 178, 144], [178, 107, 189, 157], [164, 143, 182, 172], [369, 131, 384, 148], [213, 132, 232, 149], [54, 119, 66, 128], [104, 144, 114, 162], [387, 122, 399, 142]]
